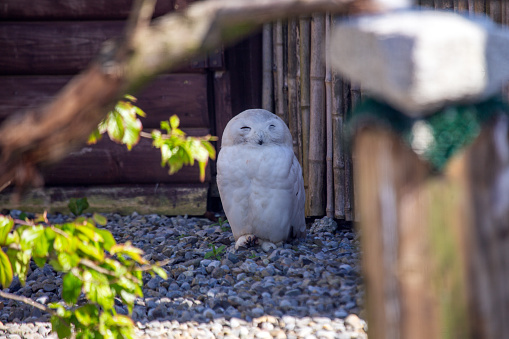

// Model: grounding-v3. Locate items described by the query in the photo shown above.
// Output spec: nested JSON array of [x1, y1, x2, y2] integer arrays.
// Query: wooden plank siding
[[0, 22, 124, 75], [0, 74, 210, 128], [0, 22, 205, 75], [0, 0, 263, 215], [41, 129, 211, 186], [0, 0, 176, 20]]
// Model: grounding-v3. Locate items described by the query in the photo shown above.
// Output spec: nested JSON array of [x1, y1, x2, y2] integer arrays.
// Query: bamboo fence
[[262, 14, 356, 220], [261, 1, 509, 220]]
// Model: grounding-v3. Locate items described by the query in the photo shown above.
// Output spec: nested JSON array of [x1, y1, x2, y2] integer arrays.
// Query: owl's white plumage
[[217, 109, 306, 246]]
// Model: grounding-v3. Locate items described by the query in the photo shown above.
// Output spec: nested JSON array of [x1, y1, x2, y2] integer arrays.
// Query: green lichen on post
[[427, 177, 470, 339]]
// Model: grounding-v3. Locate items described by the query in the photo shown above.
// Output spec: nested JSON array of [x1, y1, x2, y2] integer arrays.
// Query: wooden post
[[354, 116, 509, 339]]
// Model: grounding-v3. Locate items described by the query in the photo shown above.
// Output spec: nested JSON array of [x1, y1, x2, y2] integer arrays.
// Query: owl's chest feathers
[[226, 144, 292, 179]]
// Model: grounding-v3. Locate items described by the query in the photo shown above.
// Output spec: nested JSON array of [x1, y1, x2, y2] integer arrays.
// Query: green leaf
[[4, 232, 19, 247], [120, 290, 136, 314], [134, 105, 146, 117], [112, 314, 134, 327], [34, 256, 46, 268], [18, 212, 29, 221], [68, 198, 90, 215], [121, 116, 142, 151], [78, 241, 104, 261], [87, 128, 103, 145], [62, 272, 83, 305], [95, 229, 116, 251], [20, 225, 44, 251], [32, 231, 50, 258], [75, 304, 99, 327], [198, 160, 207, 183], [93, 213, 107, 226], [7, 249, 31, 286], [110, 243, 145, 264], [57, 252, 80, 271], [0, 249, 13, 288], [107, 111, 125, 142], [151, 266, 168, 280], [54, 234, 70, 253], [160, 121, 171, 133], [51, 315, 72, 339], [201, 139, 216, 160], [76, 225, 101, 243], [123, 94, 136, 102], [87, 282, 114, 310], [169, 115, 180, 129], [0, 216, 14, 245]]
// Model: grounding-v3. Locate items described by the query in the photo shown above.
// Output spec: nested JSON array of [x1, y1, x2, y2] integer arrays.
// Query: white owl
[[217, 109, 306, 250]]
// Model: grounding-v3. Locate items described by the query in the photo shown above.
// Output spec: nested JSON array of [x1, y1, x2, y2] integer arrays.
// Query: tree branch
[[0, 290, 56, 316], [0, 0, 385, 191]]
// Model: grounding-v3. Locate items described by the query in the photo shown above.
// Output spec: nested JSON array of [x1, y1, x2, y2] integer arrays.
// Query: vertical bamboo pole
[[419, 0, 435, 9], [325, 13, 333, 218], [275, 20, 288, 125], [503, 0, 509, 25], [288, 18, 301, 162], [454, 0, 470, 12], [262, 23, 273, 112], [435, 0, 454, 10], [473, 0, 486, 14], [308, 13, 326, 216], [299, 15, 311, 215], [332, 72, 345, 219], [341, 82, 357, 221], [488, 1, 502, 24]]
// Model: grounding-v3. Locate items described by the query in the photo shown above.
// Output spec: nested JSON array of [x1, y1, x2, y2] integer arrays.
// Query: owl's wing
[[290, 155, 307, 239]]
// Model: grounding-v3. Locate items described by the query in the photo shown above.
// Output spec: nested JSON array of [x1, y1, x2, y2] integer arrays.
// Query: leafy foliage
[[68, 197, 90, 216], [204, 243, 226, 261], [211, 217, 230, 232], [0, 210, 167, 339], [152, 115, 216, 182], [88, 95, 145, 151], [89, 96, 217, 182]]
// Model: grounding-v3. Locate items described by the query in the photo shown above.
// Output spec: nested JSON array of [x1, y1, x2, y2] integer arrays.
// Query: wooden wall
[[0, 0, 263, 215]]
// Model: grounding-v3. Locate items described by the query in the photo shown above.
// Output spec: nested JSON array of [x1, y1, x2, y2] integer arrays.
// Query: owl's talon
[[235, 234, 259, 250]]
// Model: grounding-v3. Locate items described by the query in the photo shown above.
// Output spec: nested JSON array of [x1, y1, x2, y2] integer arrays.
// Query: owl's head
[[221, 109, 293, 148]]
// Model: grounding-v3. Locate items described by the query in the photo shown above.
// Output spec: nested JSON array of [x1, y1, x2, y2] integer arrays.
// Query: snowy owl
[[217, 109, 306, 250]]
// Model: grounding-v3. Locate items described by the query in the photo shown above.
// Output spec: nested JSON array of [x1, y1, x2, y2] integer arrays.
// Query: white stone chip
[[329, 10, 509, 116]]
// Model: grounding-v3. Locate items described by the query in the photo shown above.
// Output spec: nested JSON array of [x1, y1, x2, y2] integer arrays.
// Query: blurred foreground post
[[331, 10, 509, 339]]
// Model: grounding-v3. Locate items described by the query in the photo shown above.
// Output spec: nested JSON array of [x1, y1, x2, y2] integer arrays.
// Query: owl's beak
[[258, 139, 263, 145]]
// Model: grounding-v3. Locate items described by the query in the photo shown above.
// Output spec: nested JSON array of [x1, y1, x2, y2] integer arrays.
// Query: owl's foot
[[235, 234, 259, 250]]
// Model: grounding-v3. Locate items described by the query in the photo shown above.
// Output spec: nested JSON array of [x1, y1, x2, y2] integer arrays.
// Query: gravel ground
[[0, 212, 366, 339]]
